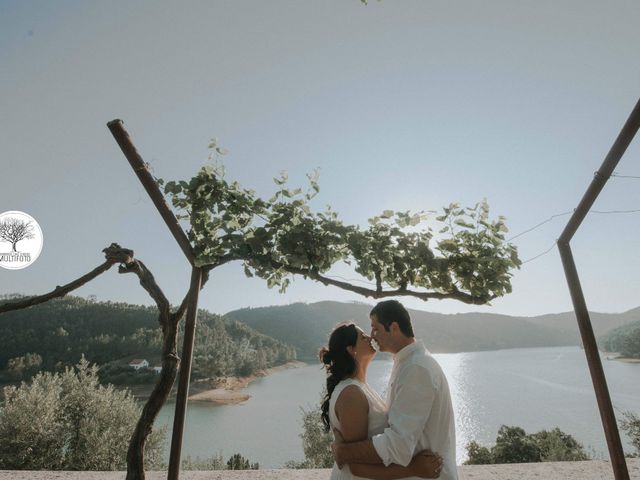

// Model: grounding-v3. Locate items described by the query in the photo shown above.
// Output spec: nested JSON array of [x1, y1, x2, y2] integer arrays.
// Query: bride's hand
[[409, 450, 443, 478]]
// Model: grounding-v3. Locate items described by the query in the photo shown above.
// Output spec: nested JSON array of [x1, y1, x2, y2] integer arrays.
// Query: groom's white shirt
[[371, 340, 458, 480]]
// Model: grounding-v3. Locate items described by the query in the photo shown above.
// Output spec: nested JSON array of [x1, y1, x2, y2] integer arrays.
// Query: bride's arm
[[335, 387, 441, 479], [334, 385, 370, 444]]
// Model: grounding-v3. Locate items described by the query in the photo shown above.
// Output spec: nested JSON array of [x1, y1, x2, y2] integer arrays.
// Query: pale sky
[[1, 0, 639, 318]]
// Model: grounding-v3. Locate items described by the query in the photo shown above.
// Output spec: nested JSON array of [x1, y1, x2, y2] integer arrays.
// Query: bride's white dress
[[329, 378, 388, 480]]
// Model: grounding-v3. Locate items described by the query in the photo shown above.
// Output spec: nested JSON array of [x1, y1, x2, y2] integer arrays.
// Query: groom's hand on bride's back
[[409, 450, 443, 478]]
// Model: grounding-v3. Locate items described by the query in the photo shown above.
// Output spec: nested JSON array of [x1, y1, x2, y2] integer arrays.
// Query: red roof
[[129, 359, 147, 365]]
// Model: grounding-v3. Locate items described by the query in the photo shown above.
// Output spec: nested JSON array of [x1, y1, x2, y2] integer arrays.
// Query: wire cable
[[521, 241, 557, 264], [507, 211, 573, 242], [592, 209, 640, 214], [507, 206, 640, 243], [611, 172, 640, 179]]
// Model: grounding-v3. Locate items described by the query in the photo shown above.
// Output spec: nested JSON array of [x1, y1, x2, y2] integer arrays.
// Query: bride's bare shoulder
[[335, 384, 369, 417]]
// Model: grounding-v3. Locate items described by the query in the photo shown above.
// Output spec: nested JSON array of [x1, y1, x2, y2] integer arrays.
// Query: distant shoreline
[[189, 360, 307, 404], [601, 351, 640, 363], [126, 360, 307, 404]]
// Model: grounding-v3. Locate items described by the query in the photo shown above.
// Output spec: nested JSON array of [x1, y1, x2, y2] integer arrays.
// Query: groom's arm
[[333, 437, 383, 465], [333, 438, 444, 479], [371, 364, 435, 467]]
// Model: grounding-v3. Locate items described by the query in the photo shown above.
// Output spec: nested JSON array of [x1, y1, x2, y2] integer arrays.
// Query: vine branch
[[0, 243, 134, 314]]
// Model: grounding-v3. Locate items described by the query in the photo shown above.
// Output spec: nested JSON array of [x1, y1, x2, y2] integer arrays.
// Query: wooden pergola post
[[107, 119, 201, 480], [558, 97, 640, 480]]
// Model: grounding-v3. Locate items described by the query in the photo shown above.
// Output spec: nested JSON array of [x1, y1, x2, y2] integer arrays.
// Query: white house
[[128, 359, 149, 371], [152, 365, 162, 374]]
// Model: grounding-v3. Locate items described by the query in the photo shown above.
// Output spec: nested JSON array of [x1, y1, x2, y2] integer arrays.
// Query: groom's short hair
[[370, 300, 414, 338]]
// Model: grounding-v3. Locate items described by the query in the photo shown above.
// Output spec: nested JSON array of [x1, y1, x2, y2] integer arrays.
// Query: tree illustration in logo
[[0, 218, 35, 252]]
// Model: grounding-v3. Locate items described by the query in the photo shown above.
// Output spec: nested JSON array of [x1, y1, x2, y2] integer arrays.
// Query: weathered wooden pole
[[108, 119, 202, 480], [557, 97, 640, 480], [167, 266, 202, 480], [107, 120, 195, 265]]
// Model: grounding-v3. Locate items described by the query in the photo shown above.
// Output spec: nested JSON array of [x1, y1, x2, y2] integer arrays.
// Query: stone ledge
[[2, 459, 639, 480]]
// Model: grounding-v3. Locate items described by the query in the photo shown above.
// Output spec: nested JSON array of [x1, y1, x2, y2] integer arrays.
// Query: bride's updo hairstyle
[[319, 322, 358, 431]]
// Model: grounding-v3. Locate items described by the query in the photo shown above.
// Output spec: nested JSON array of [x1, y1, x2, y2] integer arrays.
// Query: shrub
[[284, 401, 334, 468], [5, 352, 43, 381], [465, 425, 589, 465], [227, 453, 259, 470], [491, 426, 542, 463], [621, 411, 640, 457], [177, 452, 258, 471], [180, 453, 226, 470], [0, 357, 165, 470], [532, 427, 589, 462], [465, 441, 493, 464]]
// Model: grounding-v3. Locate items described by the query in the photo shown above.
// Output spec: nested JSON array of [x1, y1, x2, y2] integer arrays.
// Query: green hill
[[0, 295, 296, 384], [4, 294, 635, 380], [225, 301, 639, 360], [526, 306, 640, 340], [599, 318, 640, 358]]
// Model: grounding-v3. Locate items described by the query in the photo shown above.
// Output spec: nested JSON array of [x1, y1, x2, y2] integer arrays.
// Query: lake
[[154, 346, 640, 467]]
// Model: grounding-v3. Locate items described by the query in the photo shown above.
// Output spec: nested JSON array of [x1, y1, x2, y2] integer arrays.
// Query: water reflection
[[435, 352, 476, 464]]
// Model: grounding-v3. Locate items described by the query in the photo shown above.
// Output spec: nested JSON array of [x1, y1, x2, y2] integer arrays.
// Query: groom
[[332, 300, 458, 480]]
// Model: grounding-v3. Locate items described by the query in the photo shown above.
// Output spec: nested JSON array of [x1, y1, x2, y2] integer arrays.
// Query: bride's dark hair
[[318, 322, 358, 432]]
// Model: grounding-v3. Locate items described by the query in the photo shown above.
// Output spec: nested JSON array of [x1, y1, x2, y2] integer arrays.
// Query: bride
[[320, 322, 442, 479]]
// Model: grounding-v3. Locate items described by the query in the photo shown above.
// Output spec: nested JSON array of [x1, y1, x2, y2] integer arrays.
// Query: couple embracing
[[319, 300, 457, 480]]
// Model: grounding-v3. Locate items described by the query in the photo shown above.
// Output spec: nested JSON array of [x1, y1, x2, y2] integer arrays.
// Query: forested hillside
[[528, 306, 640, 340], [4, 294, 635, 385], [225, 301, 594, 360], [599, 318, 640, 358], [0, 295, 296, 384]]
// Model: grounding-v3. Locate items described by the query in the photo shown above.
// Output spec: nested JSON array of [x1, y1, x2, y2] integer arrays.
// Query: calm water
[[154, 346, 640, 467]]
